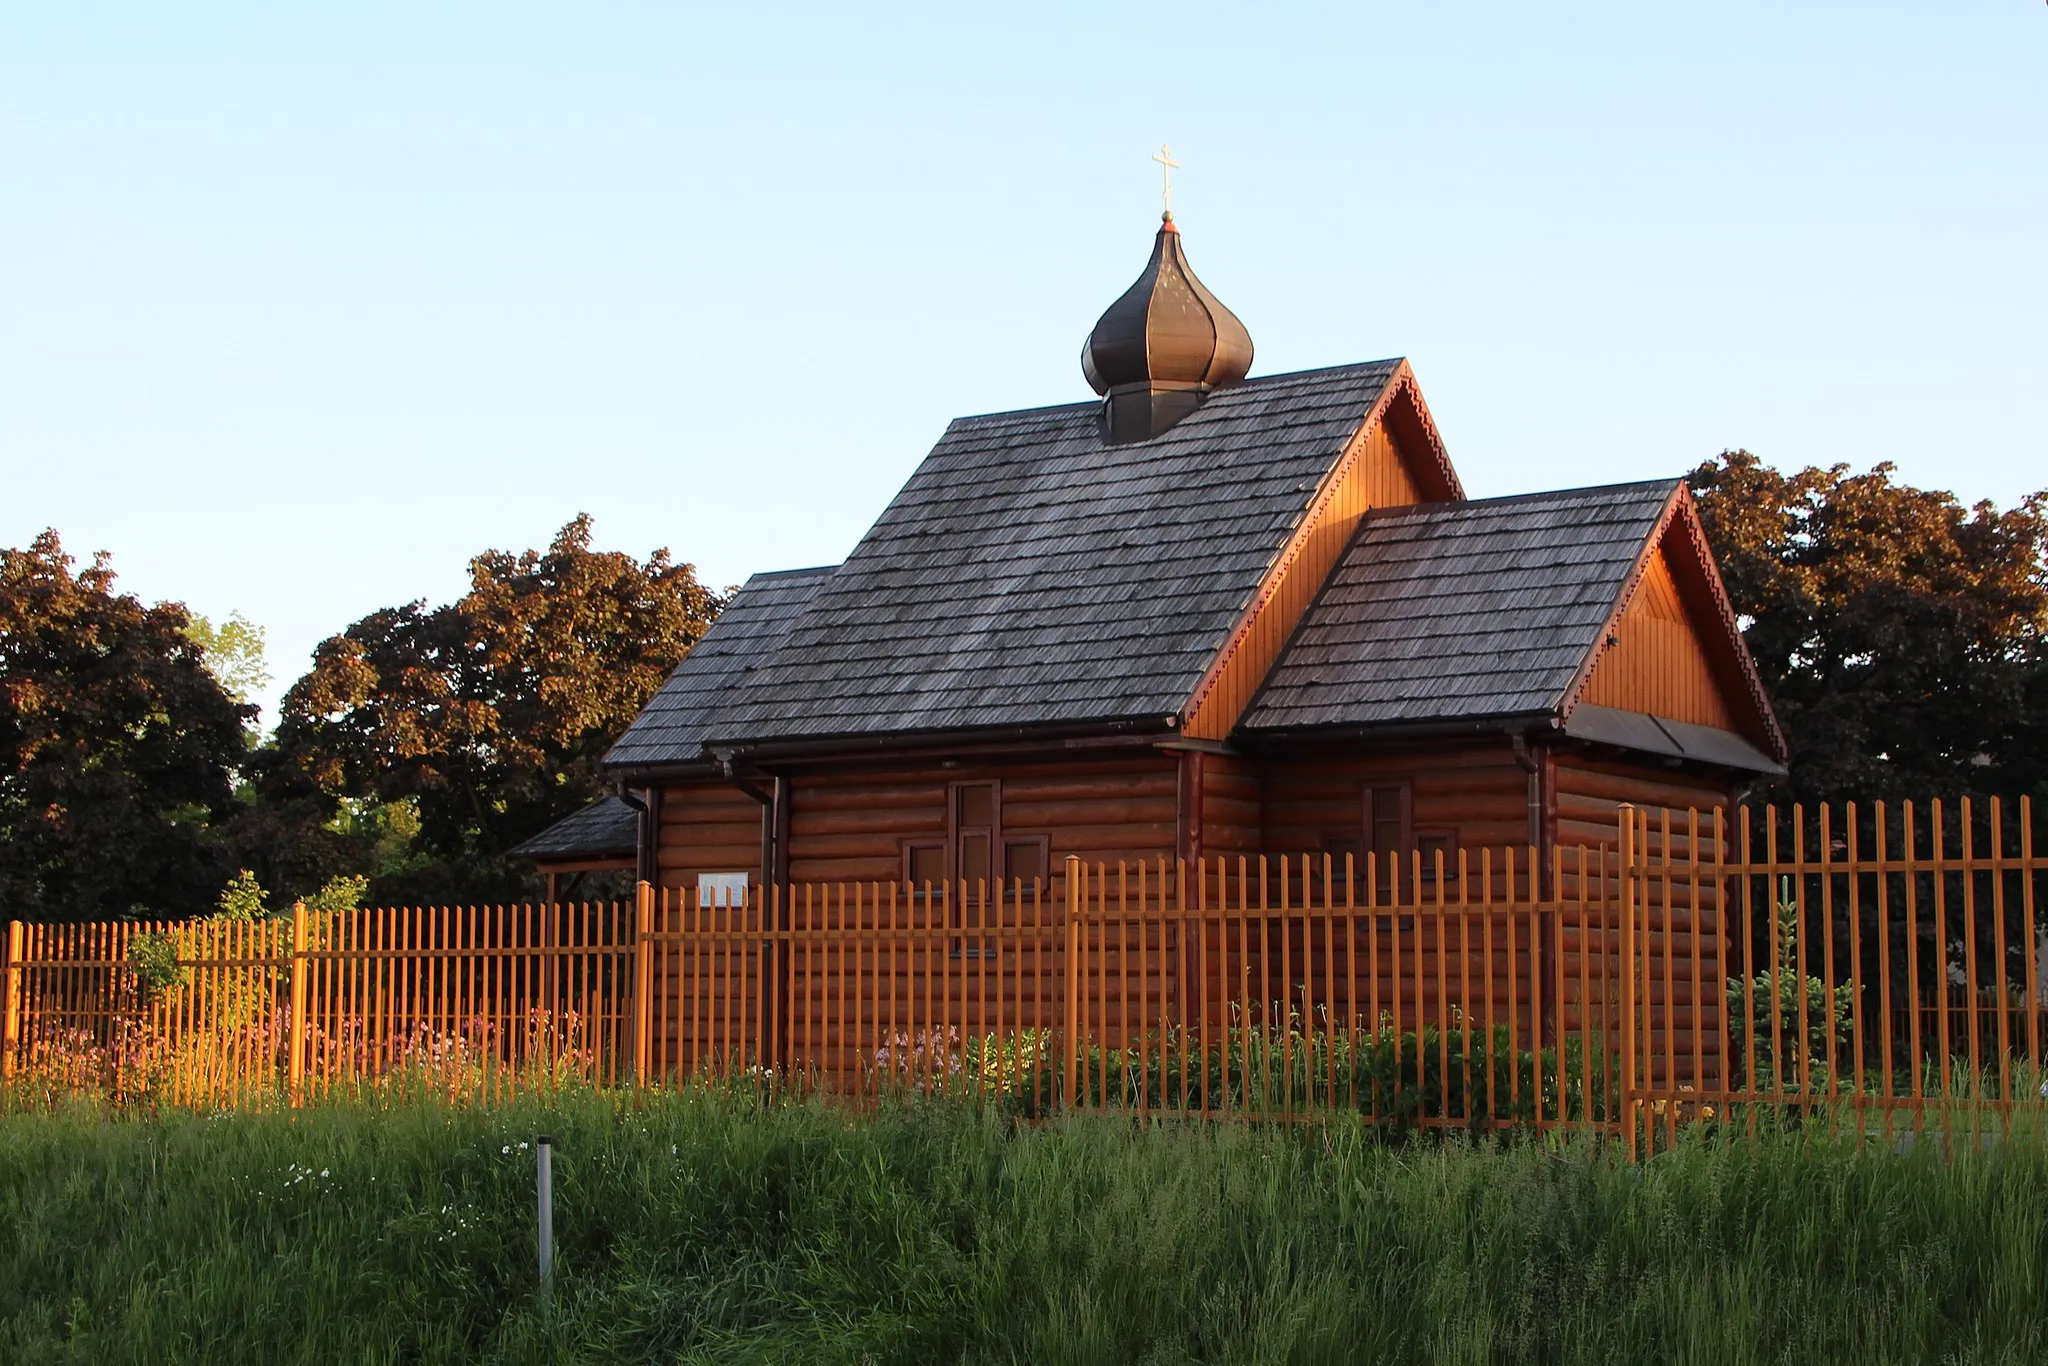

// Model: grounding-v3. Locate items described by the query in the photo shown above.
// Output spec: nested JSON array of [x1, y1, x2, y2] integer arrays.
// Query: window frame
[[1413, 828, 1460, 893], [900, 839, 947, 889], [947, 780, 1001, 893], [1362, 781, 1415, 902]]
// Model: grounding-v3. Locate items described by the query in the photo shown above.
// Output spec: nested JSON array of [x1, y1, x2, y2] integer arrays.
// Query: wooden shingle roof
[[505, 795, 639, 862], [613, 362, 1410, 759], [1242, 481, 1679, 732], [1238, 478, 1783, 777], [604, 565, 834, 768]]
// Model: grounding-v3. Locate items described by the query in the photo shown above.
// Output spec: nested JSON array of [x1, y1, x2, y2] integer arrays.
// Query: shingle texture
[[604, 566, 834, 768], [1242, 480, 1679, 732], [507, 796, 639, 861], [690, 362, 1405, 746]]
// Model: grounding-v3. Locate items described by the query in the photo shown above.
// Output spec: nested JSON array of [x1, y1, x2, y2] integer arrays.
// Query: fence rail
[[4, 799, 2044, 1151], [1, 903, 633, 1107]]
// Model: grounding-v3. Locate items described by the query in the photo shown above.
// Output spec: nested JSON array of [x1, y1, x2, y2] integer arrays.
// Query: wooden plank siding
[[1261, 742, 1533, 863], [1200, 753, 1263, 858], [647, 746, 1741, 1092], [1579, 543, 1736, 730], [1181, 416, 1435, 741], [655, 783, 766, 890], [1551, 752, 1736, 1089], [782, 755, 1182, 884], [648, 757, 1181, 1083]]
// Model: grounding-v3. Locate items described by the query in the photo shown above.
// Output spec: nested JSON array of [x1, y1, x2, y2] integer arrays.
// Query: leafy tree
[[0, 531, 253, 921], [216, 868, 270, 921], [184, 612, 271, 711], [1689, 451, 2048, 805], [268, 515, 723, 902]]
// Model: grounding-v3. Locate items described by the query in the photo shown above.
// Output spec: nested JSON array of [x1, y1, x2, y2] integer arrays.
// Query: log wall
[[783, 753, 1181, 884], [1261, 741, 1532, 860], [655, 783, 764, 890], [1551, 751, 1737, 1089], [1201, 753, 1263, 858]]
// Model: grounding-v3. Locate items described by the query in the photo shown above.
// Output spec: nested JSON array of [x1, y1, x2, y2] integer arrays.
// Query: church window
[[1363, 782, 1414, 900], [1415, 830, 1459, 892], [903, 842, 946, 887], [952, 782, 998, 893], [1004, 836, 1049, 886], [903, 784, 1050, 894]]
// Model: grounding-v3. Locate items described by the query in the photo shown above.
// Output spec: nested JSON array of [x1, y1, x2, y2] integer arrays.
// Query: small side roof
[[1562, 704, 1785, 776], [1244, 481, 1681, 732], [506, 795, 640, 863], [604, 565, 835, 770]]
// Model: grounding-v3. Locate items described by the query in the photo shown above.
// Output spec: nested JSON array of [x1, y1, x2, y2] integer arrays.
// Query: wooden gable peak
[[1558, 483, 1787, 762], [1179, 362, 1464, 740]]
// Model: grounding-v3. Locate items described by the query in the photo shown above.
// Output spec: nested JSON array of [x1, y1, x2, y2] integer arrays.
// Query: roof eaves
[[700, 712, 1178, 765], [1237, 708, 1562, 749]]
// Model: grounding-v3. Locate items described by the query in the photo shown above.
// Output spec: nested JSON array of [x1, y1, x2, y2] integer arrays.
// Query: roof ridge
[[1356, 477, 1683, 520], [745, 564, 840, 582], [945, 359, 1407, 426]]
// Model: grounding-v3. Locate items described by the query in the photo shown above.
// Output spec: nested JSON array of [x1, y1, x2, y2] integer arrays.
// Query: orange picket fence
[[0, 903, 633, 1107], [4, 799, 2044, 1150]]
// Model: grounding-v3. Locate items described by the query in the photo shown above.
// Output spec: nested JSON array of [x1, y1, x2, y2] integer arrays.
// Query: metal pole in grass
[[536, 1135, 554, 1305]]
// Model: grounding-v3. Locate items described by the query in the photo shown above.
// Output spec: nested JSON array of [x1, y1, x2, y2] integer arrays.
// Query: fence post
[[2, 920, 22, 1081], [288, 902, 308, 1106], [1064, 856, 1082, 1111], [1617, 805, 1639, 1157], [633, 880, 655, 1086]]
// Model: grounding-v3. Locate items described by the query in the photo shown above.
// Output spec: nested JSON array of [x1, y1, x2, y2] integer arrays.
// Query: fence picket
[[4, 798, 2045, 1138]]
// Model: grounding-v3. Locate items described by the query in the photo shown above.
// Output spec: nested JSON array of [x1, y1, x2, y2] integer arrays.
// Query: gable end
[[1560, 486, 1785, 761], [1180, 365, 1463, 740]]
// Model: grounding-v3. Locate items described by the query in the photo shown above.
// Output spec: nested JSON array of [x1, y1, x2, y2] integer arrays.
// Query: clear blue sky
[[5, 3, 2043, 724]]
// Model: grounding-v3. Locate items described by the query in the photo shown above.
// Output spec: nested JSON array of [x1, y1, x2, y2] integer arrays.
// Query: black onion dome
[[1082, 212, 1254, 398]]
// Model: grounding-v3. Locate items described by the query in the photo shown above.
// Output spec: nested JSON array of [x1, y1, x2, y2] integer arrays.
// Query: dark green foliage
[[262, 514, 723, 904], [0, 531, 253, 922], [979, 1021, 1620, 1134], [1689, 451, 2048, 805], [4, 1093, 2046, 1364]]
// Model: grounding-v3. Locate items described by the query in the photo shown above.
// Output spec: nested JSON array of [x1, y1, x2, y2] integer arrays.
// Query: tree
[[0, 531, 253, 921], [185, 612, 271, 714], [268, 515, 724, 901], [1688, 451, 2048, 804]]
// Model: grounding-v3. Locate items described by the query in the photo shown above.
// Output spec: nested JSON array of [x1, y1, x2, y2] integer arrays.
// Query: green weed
[[1, 1092, 2043, 1364]]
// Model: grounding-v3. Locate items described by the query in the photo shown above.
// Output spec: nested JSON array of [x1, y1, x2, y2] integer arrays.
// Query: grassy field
[[2, 1091, 2044, 1365]]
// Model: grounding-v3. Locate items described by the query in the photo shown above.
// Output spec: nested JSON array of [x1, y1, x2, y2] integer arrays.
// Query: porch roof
[[506, 795, 641, 864]]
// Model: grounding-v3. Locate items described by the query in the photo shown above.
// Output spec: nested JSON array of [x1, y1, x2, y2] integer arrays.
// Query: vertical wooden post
[[1064, 856, 1082, 1111], [633, 880, 655, 1085], [288, 902, 308, 1106], [1, 920, 23, 1081], [1618, 805, 1639, 1158]]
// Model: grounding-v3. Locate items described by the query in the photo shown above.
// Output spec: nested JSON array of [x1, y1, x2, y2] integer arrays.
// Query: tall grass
[[3, 1090, 2044, 1364]]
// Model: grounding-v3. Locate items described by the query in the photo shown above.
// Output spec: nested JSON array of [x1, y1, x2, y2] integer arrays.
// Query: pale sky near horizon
[[5, 3, 2044, 726]]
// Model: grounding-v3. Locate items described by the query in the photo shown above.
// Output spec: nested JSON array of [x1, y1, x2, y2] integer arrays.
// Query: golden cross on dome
[[1152, 143, 1180, 214]]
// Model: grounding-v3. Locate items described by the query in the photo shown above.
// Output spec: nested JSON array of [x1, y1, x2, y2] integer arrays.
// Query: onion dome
[[1081, 211, 1254, 442]]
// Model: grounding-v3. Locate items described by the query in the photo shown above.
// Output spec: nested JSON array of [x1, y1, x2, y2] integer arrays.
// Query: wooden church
[[521, 205, 1785, 909]]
